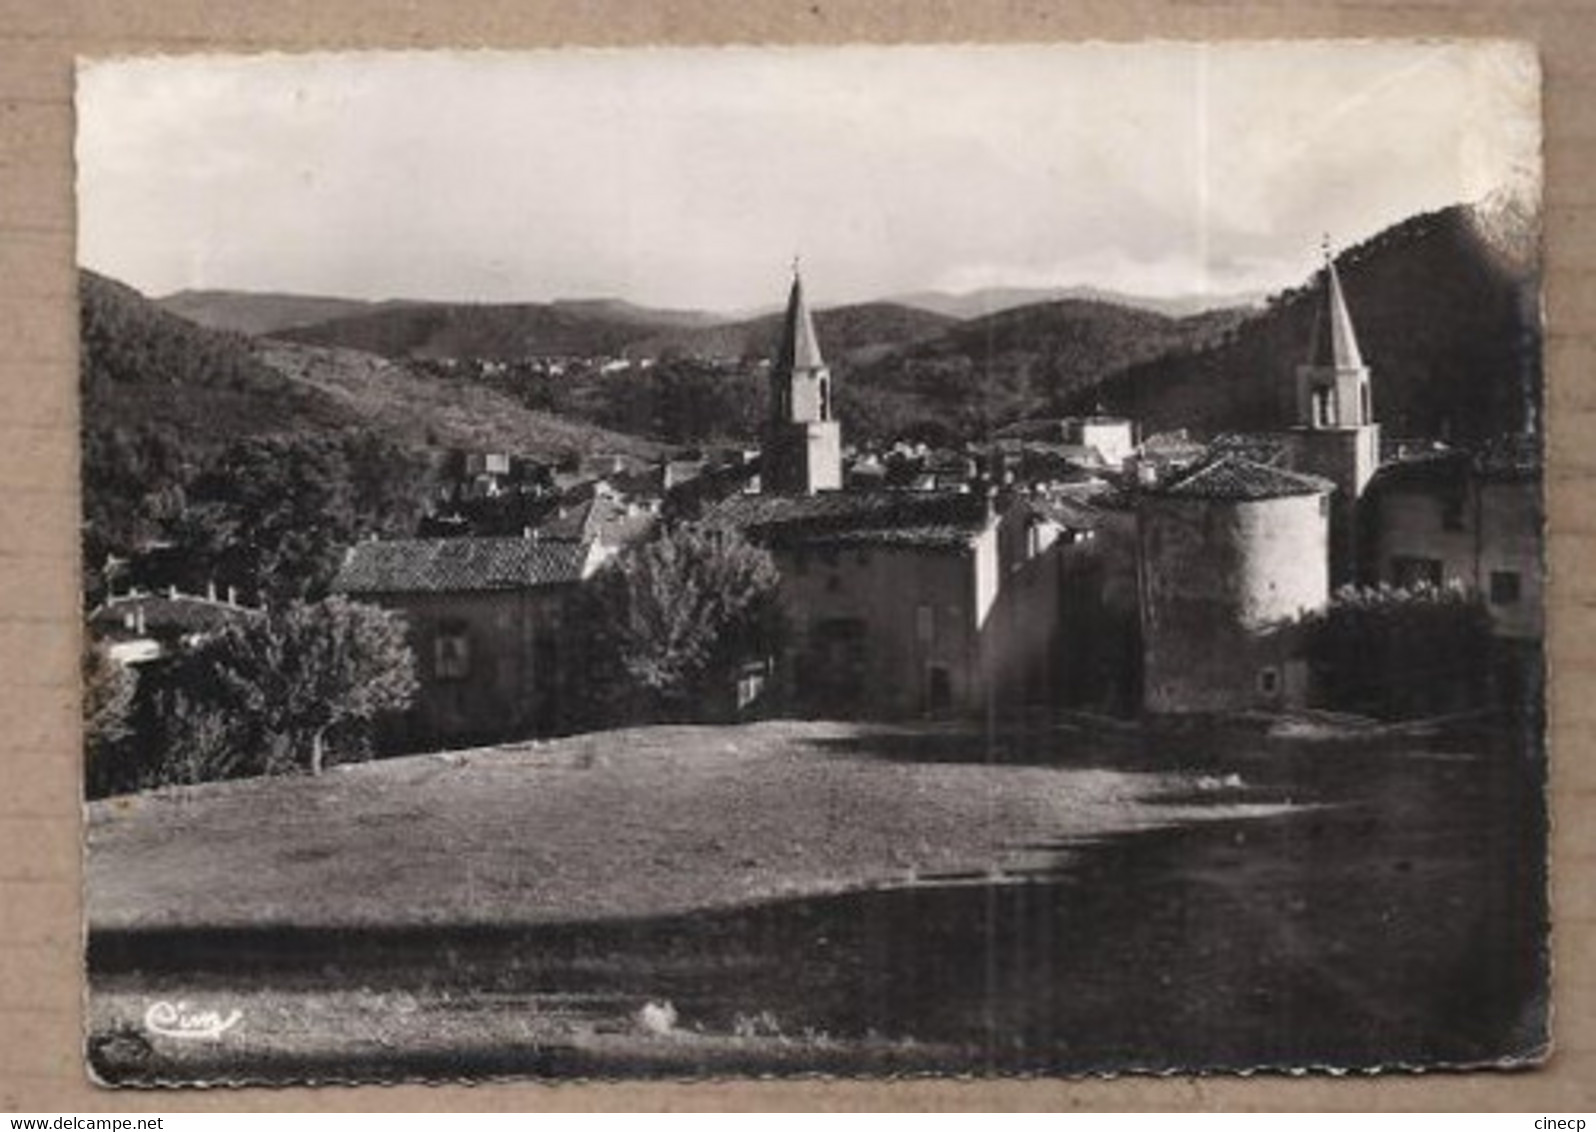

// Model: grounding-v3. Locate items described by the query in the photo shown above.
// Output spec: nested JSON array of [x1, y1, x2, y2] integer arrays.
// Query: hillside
[[156, 289, 411, 336], [278, 297, 732, 360], [256, 339, 668, 460], [840, 299, 1249, 438], [895, 285, 1267, 321], [80, 270, 668, 599], [278, 295, 955, 367], [1070, 202, 1542, 442], [628, 302, 959, 364]]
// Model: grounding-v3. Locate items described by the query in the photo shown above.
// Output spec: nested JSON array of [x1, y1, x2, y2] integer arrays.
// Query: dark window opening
[[1257, 667, 1280, 697], [1490, 570, 1522, 605], [926, 665, 953, 713], [1312, 385, 1334, 428]]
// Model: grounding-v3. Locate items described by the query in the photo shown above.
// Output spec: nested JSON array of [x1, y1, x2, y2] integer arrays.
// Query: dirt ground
[[84, 717, 1547, 1083]]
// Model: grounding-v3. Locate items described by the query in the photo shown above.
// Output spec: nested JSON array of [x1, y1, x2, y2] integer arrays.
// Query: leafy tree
[[82, 639, 136, 797], [583, 522, 783, 723], [198, 597, 418, 775]]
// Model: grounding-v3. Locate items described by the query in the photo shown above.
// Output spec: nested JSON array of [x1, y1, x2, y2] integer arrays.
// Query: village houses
[[326, 252, 1540, 744]]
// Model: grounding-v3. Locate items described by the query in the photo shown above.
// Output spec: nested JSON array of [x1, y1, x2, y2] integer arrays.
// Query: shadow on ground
[[89, 726, 1547, 1083]]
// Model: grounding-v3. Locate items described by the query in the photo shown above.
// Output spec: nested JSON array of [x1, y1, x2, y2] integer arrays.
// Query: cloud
[[76, 43, 1540, 309]]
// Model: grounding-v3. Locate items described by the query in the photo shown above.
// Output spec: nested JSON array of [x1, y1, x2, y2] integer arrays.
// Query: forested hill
[[275, 296, 955, 366], [627, 302, 958, 365], [1065, 201, 1542, 442], [838, 299, 1249, 440], [155, 289, 407, 336], [79, 270, 667, 604]]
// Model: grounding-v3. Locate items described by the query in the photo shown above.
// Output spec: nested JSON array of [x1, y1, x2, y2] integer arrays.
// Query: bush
[[1306, 581, 1493, 718]]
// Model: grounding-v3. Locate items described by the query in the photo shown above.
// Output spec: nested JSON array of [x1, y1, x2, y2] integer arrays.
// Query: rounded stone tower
[[1137, 456, 1333, 714]]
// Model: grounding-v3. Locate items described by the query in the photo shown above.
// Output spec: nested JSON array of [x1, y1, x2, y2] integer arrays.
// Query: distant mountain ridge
[[267, 296, 957, 366], [156, 289, 420, 336], [893, 285, 1267, 321]]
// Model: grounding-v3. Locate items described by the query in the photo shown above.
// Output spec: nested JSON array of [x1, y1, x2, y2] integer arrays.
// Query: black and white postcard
[[76, 43, 1547, 1084]]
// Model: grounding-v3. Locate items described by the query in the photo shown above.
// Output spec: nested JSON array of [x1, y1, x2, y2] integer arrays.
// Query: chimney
[[227, 585, 237, 606], [167, 584, 178, 600], [206, 579, 217, 602], [134, 605, 146, 636]]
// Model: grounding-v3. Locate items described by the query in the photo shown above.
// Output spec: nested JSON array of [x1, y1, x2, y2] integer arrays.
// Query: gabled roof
[[332, 537, 592, 595], [1155, 455, 1334, 501], [1207, 432, 1291, 467], [775, 272, 825, 373]]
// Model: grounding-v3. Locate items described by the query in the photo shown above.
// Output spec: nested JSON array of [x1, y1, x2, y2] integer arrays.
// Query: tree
[[82, 639, 136, 797], [584, 522, 783, 723], [199, 596, 418, 775], [188, 435, 359, 605]]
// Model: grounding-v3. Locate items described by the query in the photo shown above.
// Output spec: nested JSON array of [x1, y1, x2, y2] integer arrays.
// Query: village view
[[76, 47, 1547, 1084]]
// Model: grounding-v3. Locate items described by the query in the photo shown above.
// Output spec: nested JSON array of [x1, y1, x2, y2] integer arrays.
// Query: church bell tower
[[1284, 240, 1381, 584], [764, 266, 842, 494]]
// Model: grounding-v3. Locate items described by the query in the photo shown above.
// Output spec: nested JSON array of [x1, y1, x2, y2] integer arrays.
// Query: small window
[[1490, 570, 1522, 605], [915, 603, 935, 645], [1441, 492, 1466, 532], [826, 574, 843, 593], [434, 623, 471, 681], [1257, 667, 1280, 697], [854, 550, 870, 568]]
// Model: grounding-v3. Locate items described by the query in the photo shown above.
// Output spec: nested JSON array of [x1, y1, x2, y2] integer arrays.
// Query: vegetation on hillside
[[80, 272, 669, 605], [1073, 204, 1542, 443], [841, 300, 1248, 439]]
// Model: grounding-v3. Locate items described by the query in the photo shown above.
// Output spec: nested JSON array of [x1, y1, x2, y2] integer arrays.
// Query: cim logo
[[142, 999, 243, 1041]]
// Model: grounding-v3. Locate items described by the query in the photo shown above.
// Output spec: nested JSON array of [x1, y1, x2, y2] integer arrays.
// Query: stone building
[[331, 536, 606, 747], [711, 491, 1000, 717], [1137, 456, 1333, 714], [1364, 437, 1543, 641]]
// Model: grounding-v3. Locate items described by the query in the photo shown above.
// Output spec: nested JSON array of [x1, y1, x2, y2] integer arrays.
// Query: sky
[[76, 42, 1541, 311]]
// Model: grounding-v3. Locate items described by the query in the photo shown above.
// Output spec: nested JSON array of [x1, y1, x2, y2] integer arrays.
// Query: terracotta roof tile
[[332, 537, 591, 595], [709, 490, 989, 548], [1156, 456, 1334, 501]]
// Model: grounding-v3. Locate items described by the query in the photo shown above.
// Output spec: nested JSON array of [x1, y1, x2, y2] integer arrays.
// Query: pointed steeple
[[765, 261, 841, 494], [776, 267, 825, 373], [1307, 240, 1365, 371]]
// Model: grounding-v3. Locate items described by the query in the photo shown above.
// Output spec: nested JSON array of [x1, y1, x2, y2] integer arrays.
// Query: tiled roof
[[1207, 432, 1291, 467], [332, 537, 591, 595], [1155, 456, 1334, 501], [1371, 436, 1542, 490], [709, 490, 989, 549]]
